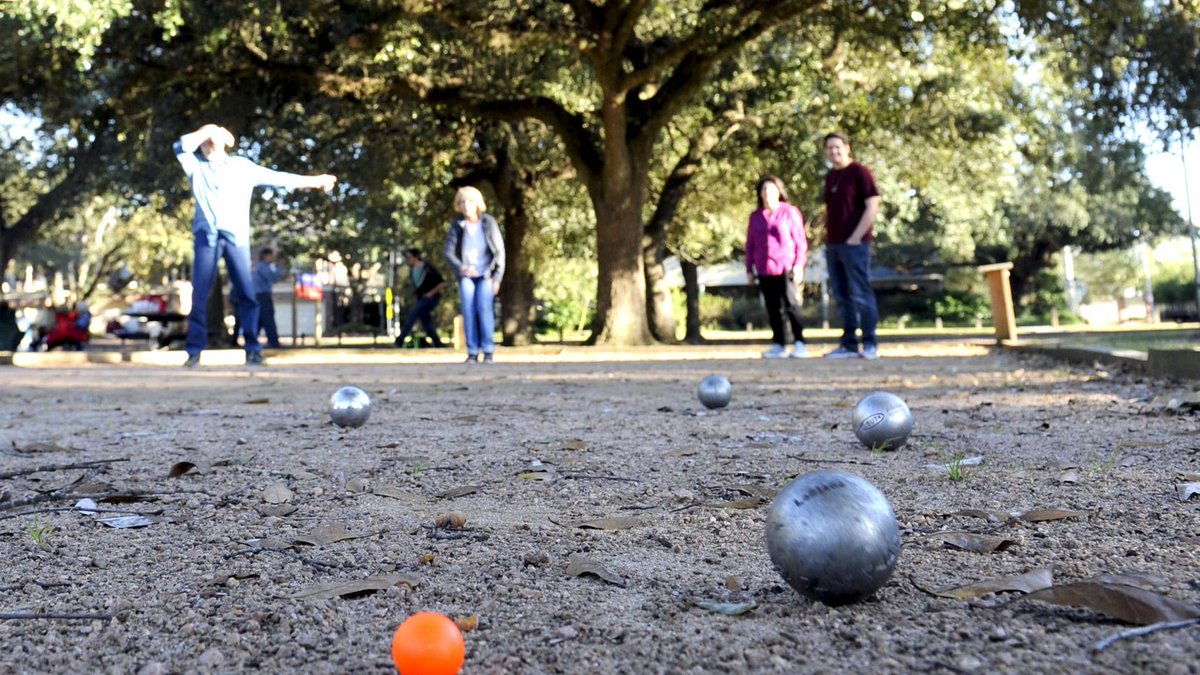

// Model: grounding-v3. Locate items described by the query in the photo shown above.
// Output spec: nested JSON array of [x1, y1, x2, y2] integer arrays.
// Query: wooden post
[[977, 262, 1018, 343], [453, 315, 465, 351]]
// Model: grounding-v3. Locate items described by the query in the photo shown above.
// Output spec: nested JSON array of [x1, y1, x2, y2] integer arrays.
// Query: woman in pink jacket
[[745, 175, 808, 359]]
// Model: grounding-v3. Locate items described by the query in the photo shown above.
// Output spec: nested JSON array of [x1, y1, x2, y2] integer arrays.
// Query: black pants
[[757, 273, 805, 345]]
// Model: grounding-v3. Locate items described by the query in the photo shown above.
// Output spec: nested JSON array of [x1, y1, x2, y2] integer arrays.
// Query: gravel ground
[[1, 344, 1198, 674]]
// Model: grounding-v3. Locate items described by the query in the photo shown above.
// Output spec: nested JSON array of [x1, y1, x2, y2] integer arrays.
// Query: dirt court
[[1, 343, 1198, 674]]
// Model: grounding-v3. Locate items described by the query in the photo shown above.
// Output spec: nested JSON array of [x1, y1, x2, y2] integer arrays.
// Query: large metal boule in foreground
[[329, 386, 371, 428], [851, 391, 914, 451], [765, 470, 901, 605]]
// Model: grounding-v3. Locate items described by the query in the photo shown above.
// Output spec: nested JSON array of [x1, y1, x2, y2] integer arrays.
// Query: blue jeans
[[458, 277, 495, 356], [398, 295, 444, 347], [187, 230, 260, 357], [825, 243, 878, 350], [256, 292, 281, 348]]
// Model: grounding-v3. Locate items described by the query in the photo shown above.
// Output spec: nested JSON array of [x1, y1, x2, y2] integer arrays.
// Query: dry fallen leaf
[[289, 574, 419, 600], [577, 516, 642, 531], [261, 482, 294, 504], [1176, 483, 1200, 502], [438, 485, 481, 499], [923, 567, 1054, 599], [1085, 573, 1172, 592], [1058, 470, 1080, 485], [344, 478, 370, 494], [1025, 581, 1200, 625], [11, 441, 76, 454], [927, 531, 1017, 553], [665, 448, 697, 457], [244, 397, 270, 405], [259, 504, 298, 517], [1018, 508, 1087, 522], [372, 485, 420, 501], [562, 440, 588, 451], [453, 615, 479, 632], [168, 461, 210, 478], [692, 599, 758, 616], [565, 553, 625, 587]]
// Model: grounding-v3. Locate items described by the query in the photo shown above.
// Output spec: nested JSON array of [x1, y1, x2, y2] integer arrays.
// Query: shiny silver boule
[[329, 386, 371, 428], [851, 391, 914, 451], [765, 471, 901, 605], [697, 375, 733, 409]]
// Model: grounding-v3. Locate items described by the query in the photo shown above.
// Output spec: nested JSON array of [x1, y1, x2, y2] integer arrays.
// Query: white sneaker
[[825, 345, 861, 359], [862, 345, 879, 360], [762, 344, 788, 359], [790, 341, 808, 358]]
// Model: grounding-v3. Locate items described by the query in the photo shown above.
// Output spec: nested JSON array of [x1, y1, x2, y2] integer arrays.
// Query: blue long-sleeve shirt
[[174, 139, 313, 247], [252, 261, 284, 295]]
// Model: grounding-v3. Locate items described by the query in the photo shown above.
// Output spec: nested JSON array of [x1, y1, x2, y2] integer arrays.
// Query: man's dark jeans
[[825, 243, 878, 350]]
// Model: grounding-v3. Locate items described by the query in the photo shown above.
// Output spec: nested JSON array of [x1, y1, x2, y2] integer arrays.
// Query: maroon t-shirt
[[823, 162, 880, 244]]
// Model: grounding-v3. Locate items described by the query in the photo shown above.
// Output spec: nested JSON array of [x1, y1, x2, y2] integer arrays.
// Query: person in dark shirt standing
[[822, 132, 882, 360], [394, 248, 447, 348]]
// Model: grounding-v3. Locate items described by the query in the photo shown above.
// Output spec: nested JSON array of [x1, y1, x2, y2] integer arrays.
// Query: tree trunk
[[589, 108, 654, 346], [643, 228, 677, 343], [682, 259, 704, 344], [491, 130, 536, 346]]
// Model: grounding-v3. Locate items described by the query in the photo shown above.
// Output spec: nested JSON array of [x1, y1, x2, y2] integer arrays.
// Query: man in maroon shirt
[[822, 132, 882, 359]]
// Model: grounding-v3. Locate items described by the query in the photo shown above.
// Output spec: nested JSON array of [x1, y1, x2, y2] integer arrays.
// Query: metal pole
[[1183, 131, 1200, 320]]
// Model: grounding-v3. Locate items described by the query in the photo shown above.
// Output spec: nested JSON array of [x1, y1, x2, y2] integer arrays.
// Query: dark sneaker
[[246, 351, 266, 367], [183, 355, 200, 368], [482, 353, 494, 363], [825, 345, 861, 359], [465, 354, 479, 363]]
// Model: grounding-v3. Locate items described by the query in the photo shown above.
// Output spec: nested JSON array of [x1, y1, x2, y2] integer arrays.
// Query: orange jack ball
[[391, 612, 465, 675]]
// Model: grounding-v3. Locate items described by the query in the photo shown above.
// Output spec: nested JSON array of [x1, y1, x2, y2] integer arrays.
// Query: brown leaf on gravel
[[344, 478, 370, 494], [438, 485, 481, 499], [1085, 573, 1172, 592], [923, 567, 1054, 599], [294, 524, 363, 546], [692, 599, 757, 616], [949, 508, 1004, 523], [453, 615, 479, 632], [1018, 508, 1087, 522], [98, 492, 156, 504], [168, 461, 210, 478], [1024, 582, 1200, 625], [562, 440, 588, 451], [261, 483, 294, 504], [289, 574, 419, 600], [1058, 470, 1080, 485], [259, 504, 297, 517], [727, 484, 776, 500], [244, 397, 270, 405], [1177, 483, 1200, 502], [665, 448, 697, 457], [577, 516, 642, 530], [566, 553, 625, 587], [927, 531, 1017, 553], [372, 485, 421, 500], [212, 454, 256, 467]]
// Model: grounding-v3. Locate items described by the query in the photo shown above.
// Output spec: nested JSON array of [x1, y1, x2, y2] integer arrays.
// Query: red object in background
[[140, 295, 168, 312], [44, 311, 89, 349], [295, 273, 323, 301]]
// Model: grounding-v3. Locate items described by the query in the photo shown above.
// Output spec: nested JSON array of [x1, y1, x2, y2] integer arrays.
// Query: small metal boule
[[697, 375, 733, 409], [851, 391, 914, 451], [329, 386, 371, 428], [765, 470, 901, 605]]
